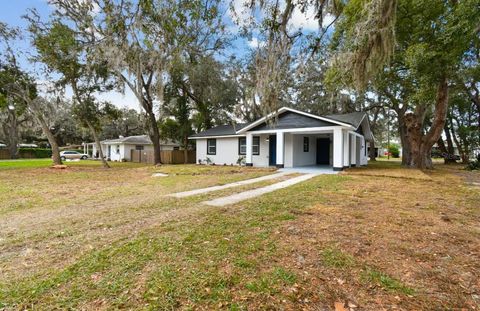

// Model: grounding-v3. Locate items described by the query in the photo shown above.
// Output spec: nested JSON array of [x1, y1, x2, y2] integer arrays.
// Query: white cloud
[[229, 0, 251, 28], [289, 6, 336, 31], [95, 89, 140, 111], [248, 37, 265, 48], [289, 5, 318, 31]]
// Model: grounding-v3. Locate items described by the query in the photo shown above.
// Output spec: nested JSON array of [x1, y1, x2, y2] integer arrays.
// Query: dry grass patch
[[0, 160, 478, 310]]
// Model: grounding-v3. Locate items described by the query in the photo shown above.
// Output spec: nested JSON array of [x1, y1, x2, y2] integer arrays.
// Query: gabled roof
[[102, 135, 178, 145], [325, 111, 367, 129], [189, 123, 250, 138], [237, 107, 354, 133], [189, 107, 372, 139]]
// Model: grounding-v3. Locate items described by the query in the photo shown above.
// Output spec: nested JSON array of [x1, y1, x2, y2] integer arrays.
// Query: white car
[[60, 151, 89, 160]]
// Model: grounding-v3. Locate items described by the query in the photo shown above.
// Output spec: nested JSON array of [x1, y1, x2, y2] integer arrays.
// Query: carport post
[[343, 130, 350, 168], [276, 131, 284, 168], [246, 133, 253, 166], [333, 128, 344, 171], [351, 134, 357, 166]]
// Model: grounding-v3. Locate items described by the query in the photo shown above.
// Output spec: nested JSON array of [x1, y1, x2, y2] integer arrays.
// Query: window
[[238, 136, 260, 155], [252, 136, 260, 155], [135, 145, 144, 151], [303, 137, 309, 152], [116, 145, 120, 154], [238, 137, 246, 155], [207, 139, 216, 155]]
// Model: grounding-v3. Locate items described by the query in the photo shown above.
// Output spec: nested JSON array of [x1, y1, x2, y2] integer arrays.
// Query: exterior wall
[[292, 134, 316, 167], [195, 135, 270, 167], [122, 144, 155, 161], [195, 137, 241, 165], [193, 130, 367, 169], [360, 137, 368, 165], [290, 133, 332, 167], [252, 134, 269, 167]]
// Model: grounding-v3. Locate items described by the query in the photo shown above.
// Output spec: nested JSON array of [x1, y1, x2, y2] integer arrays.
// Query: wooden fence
[[131, 150, 196, 164], [0, 149, 9, 159]]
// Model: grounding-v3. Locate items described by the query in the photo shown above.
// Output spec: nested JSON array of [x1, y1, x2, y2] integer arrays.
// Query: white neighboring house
[[90, 135, 180, 161], [190, 107, 374, 171]]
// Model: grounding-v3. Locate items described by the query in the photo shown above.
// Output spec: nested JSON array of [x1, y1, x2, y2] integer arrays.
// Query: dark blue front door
[[269, 135, 276, 166], [316, 138, 330, 165]]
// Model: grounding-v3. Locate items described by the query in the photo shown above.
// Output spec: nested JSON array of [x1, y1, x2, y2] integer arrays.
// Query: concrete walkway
[[202, 173, 318, 207], [167, 171, 291, 198], [279, 165, 339, 174]]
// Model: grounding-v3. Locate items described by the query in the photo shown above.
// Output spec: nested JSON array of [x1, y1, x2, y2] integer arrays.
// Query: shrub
[[19, 148, 52, 158], [388, 144, 400, 158], [465, 160, 480, 171]]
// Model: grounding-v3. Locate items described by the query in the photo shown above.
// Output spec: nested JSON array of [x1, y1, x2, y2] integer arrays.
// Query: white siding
[[196, 135, 270, 167], [252, 134, 269, 167], [195, 137, 240, 165], [291, 134, 316, 167]]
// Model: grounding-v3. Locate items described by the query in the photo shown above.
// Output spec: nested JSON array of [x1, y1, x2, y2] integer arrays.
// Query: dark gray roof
[[190, 108, 368, 138], [189, 123, 249, 138], [102, 135, 178, 145], [325, 112, 366, 128], [251, 111, 337, 131]]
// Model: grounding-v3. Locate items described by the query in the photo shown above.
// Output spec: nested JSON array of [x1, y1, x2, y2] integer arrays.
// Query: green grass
[[321, 247, 355, 269], [362, 268, 415, 295], [1, 162, 477, 308], [0, 174, 346, 309], [0, 158, 145, 170]]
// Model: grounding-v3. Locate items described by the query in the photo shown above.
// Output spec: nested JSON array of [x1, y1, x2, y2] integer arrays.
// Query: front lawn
[[0, 161, 478, 309]]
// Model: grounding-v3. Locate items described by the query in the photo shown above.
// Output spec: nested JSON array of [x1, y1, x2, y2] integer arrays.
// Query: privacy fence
[[131, 150, 196, 164]]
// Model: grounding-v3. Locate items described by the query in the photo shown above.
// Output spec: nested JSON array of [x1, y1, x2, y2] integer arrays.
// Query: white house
[[90, 135, 180, 161], [190, 107, 374, 171]]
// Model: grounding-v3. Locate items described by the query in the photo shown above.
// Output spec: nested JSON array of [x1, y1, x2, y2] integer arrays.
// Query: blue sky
[[1, 0, 326, 110]]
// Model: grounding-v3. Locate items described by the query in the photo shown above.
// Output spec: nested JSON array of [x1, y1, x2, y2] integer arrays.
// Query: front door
[[269, 135, 276, 166], [316, 138, 330, 165]]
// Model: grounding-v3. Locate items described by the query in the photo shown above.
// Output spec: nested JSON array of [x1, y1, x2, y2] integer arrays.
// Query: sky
[[0, 0, 328, 111]]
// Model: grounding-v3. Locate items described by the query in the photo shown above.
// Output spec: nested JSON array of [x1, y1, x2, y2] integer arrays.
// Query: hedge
[[19, 148, 52, 158]]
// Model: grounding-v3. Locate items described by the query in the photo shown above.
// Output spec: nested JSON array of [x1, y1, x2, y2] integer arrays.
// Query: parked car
[[60, 151, 89, 160]]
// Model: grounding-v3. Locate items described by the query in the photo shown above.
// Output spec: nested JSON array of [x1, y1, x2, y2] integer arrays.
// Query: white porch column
[[333, 128, 344, 171], [246, 133, 253, 166], [276, 131, 284, 168], [343, 130, 350, 168], [351, 133, 357, 166]]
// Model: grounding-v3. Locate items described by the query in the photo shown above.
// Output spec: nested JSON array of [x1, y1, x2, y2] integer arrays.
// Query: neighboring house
[[190, 107, 374, 171], [90, 135, 180, 161], [18, 143, 39, 148]]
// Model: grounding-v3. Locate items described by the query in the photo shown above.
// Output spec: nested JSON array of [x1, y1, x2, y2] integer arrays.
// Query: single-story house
[[189, 107, 374, 171], [89, 135, 180, 161]]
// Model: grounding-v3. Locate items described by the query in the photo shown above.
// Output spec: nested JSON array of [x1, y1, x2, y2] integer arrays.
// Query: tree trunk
[[404, 77, 449, 169], [147, 110, 162, 165], [3, 108, 19, 159], [397, 111, 411, 165], [87, 121, 110, 168], [368, 140, 377, 161], [449, 120, 469, 163], [35, 114, 62, 165], [443, 124, 456, 164], [183, 136, 189, 164]]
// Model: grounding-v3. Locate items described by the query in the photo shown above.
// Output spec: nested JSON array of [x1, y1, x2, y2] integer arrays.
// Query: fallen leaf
[[335, 301, 347, 311]]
